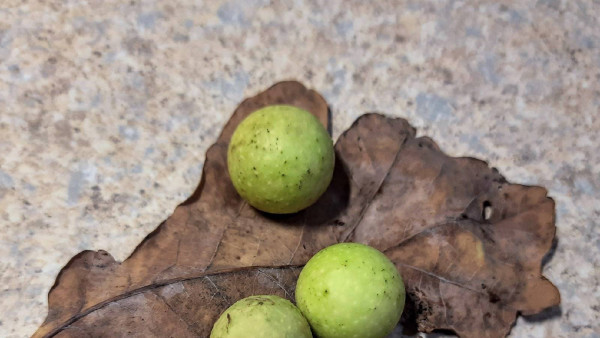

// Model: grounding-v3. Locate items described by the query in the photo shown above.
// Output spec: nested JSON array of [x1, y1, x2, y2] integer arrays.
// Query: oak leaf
[[34, 81, 559, 338]]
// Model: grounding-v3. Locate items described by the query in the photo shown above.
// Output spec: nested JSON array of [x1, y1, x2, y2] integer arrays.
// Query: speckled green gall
[[295, 243, 405, 338], [227, 105, 335, 214], [210, 295, 312, 338]]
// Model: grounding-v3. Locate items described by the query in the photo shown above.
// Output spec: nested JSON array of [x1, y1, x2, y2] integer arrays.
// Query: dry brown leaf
[[34, 81, 559, 338]]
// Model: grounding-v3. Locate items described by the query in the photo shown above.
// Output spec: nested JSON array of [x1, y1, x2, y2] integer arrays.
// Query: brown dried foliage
[[34, 82, 559, 338]]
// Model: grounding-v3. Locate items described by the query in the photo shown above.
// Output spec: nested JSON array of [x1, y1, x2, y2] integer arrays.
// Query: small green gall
[[228, 105, 334, 214]]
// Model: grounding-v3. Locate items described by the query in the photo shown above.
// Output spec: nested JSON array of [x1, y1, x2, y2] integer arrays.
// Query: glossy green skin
[[210, 295, 312, 338], [295, 243, 405, 338], [228, 105, 335, 214]]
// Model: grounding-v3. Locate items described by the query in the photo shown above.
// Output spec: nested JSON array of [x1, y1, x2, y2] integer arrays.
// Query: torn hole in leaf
[[483, 201, 493, 221]]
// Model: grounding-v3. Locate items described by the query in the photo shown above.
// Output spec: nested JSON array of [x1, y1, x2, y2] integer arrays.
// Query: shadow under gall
[[259, 152, 351, 227]]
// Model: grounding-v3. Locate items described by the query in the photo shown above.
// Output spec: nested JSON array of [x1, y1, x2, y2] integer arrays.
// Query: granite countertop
[[1, 1, 598, 337]]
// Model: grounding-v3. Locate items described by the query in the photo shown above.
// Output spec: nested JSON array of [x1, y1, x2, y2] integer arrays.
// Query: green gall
[[210, 295, 312, 338], [228, 105, 334, 214], [295, 243, 405, 338]]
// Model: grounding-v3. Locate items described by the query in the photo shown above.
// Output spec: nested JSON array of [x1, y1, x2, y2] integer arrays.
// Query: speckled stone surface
[[0, 1, 598, 337]]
